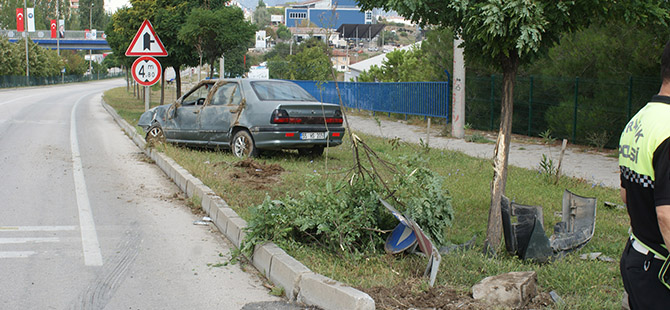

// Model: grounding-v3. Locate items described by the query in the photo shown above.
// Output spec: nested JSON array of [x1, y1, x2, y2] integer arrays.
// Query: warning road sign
[[125, 20, 167, 57], [132, 56, 162, 86]]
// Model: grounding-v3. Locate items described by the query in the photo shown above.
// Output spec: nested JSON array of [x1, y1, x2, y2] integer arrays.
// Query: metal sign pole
[[145, 86, 150, 111]]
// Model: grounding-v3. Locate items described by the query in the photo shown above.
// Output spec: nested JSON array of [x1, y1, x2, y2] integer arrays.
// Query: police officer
[[619, 40, 670, 309]]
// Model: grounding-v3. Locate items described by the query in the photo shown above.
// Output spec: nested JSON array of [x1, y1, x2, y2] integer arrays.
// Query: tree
[[289, 46, 331, 81], [0, 37, 23, 75], [253, 0, 270, 28], [179, 6, 255, 79], [276, 24, 292, 41], [78, 0, 108, 30], [358, 0, 670, 252]]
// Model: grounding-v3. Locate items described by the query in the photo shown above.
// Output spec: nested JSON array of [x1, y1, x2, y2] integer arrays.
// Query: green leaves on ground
[[243, 152, 454, 259]]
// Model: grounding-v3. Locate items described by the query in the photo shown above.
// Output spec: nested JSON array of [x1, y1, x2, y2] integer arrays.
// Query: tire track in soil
[[70, 223, 142, 310]]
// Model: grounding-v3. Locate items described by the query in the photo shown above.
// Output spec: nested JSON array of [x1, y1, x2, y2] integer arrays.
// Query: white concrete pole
[[452, 36, 466, 139]]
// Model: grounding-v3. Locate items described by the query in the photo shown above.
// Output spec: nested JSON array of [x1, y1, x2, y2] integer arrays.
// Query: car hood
[[138, 104, 171, 129]]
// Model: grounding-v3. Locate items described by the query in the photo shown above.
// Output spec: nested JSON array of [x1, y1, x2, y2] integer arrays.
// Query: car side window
[[182, 83, 212, 106], [212, 83, 241, 106]]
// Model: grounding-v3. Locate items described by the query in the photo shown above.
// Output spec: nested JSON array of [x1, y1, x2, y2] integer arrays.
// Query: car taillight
[[326, 110, 344, 124], [271, 109, 302, 124]]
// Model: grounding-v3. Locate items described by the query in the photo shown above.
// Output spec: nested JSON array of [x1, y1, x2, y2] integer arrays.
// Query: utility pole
[[451, 36, 466, 139]]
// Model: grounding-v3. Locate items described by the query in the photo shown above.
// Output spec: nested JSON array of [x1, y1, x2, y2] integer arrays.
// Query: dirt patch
[[361, 278, 554, 310], [229, 159, 285, 190]]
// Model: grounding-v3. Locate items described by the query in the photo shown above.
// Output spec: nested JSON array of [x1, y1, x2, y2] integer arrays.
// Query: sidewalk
[[345, 114, 620, 189]]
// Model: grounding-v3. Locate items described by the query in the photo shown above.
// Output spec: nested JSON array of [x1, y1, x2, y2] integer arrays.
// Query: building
[[331, 50, 350, 72], [285, 0, 373, 29]]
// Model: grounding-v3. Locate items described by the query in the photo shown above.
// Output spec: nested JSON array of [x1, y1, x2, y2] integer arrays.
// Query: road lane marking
[[0, 119, 67, 125], [0, 238, 59, 244], [71, 95, 103, 267], [0, 94, 39, 108], [0, 226, 76, 232], [0, 251, 36, 258]]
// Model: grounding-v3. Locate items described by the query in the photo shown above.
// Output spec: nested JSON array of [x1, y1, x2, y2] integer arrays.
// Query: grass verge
[[104, 87, 627, 309]]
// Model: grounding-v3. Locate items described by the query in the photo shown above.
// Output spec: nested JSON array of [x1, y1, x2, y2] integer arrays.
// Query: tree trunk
[[160, 66, 166, 105], [125, 67, 129, 92], [484, 53, 519, 253], [175, 66, 182, 99]]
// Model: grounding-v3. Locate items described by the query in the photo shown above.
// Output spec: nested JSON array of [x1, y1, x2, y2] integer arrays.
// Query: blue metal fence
[[291, 80, 452, 120]]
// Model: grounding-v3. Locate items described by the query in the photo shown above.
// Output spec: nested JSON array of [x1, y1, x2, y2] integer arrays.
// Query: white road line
[[0, 251, 36, 258], [71, 95, 103, 267], [0, 238, 59, 244], [0, 226, 76, 232], [0, 94, 39, 108]]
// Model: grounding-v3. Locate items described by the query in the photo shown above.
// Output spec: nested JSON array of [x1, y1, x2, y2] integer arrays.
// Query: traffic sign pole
[[145, 86, 150, 112]]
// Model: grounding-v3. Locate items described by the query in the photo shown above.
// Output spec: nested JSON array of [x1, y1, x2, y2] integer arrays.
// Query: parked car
[[138, 79, 345, 157]]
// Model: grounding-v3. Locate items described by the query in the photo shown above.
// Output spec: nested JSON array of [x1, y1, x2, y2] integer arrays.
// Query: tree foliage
[[179, 6, 255, 78], [267, 38, 332, 80]]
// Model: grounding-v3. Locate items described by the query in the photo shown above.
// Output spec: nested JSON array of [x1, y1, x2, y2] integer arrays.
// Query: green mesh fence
[[466, 74, 659, 148], [0, 72, 124, 89]]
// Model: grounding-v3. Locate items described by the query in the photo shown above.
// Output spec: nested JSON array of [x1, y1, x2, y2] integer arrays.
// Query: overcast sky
[[104, 0, 130, 13]]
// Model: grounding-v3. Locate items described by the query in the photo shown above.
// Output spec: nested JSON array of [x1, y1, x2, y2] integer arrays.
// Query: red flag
[[50, 20, 57, 38], [16, 8, 24, 32]]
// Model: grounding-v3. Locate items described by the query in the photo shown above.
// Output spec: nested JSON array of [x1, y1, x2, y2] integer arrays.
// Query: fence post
[[490, 75, 495, 131], [528, 76, 533, 136], [572, 77, 579, 143], [627, 76, 633, 121]]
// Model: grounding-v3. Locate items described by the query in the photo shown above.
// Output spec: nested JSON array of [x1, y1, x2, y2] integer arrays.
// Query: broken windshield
[[251, 81, 316, 101]]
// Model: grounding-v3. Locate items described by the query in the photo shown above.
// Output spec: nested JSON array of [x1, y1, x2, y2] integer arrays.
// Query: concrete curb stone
[[226, 217, 248, 248], [268, 253, 313, 301], [102, 100, 376, 310], [298, 273, 375, 310]]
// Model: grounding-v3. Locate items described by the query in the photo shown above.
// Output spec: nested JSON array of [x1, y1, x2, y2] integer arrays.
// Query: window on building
[[289, 12, 307, 19], [365, 11, 372, 21]]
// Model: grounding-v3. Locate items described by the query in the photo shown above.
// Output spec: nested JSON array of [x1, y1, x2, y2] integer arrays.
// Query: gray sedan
[[138, 79, 345, 157]]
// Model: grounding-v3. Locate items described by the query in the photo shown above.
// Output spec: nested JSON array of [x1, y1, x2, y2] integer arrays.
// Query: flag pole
[[23, 0, 29, 86], [56, 0, 60, 56]]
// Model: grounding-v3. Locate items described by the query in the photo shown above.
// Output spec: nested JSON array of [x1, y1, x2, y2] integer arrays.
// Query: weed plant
[[106, 87, 627, 309]]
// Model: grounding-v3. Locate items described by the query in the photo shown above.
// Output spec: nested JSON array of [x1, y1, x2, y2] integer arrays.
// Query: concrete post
[[452, 36, 465, 139]]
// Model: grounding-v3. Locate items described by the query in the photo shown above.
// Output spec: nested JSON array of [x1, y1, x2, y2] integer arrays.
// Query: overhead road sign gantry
[[125, 20, 167, 57]]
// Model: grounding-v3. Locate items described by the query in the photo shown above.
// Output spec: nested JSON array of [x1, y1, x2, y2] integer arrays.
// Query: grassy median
[[105, 86, 627, 309]]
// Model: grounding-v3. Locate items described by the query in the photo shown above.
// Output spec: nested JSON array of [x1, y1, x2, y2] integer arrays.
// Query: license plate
[[300, 132, 326, 140]]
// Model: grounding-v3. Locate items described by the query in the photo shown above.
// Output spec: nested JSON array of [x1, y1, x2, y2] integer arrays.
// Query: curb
[[101, 101, 375, 310]]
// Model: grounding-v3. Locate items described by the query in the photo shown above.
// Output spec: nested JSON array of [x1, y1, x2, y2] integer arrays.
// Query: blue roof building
[[285, 0, 373, 29]]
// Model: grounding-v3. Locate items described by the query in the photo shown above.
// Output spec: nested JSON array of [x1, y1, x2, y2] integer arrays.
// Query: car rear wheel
[[232, 130, 258, 158], [146, 123, 165, 146], [298, 146, 324, 157]]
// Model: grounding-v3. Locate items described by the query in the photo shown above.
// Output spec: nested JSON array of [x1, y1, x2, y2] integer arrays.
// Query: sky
[[104, 0, 130, 13]]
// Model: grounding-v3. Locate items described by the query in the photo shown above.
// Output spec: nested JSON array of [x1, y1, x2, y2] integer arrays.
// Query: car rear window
[[251, 81, 316, 101]]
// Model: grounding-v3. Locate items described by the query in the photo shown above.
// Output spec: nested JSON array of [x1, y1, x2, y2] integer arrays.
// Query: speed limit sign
[[132, 56, 162, 86]]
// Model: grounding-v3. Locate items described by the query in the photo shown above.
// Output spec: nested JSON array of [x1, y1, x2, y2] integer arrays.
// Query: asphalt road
[[0, 79, 280, 309]]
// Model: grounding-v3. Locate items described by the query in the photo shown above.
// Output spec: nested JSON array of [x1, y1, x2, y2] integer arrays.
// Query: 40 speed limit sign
[[132, 56, 162, 86]]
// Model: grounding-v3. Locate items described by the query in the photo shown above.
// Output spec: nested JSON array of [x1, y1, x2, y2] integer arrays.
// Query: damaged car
[[138, 79, 345, 157]]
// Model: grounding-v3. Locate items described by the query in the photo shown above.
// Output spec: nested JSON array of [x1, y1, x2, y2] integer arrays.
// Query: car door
[[164, 82, 213, 142], [199, 82, 243, 145]]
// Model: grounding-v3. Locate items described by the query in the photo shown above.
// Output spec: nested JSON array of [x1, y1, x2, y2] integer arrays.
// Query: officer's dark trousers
[[621, 239, 670, 309]]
